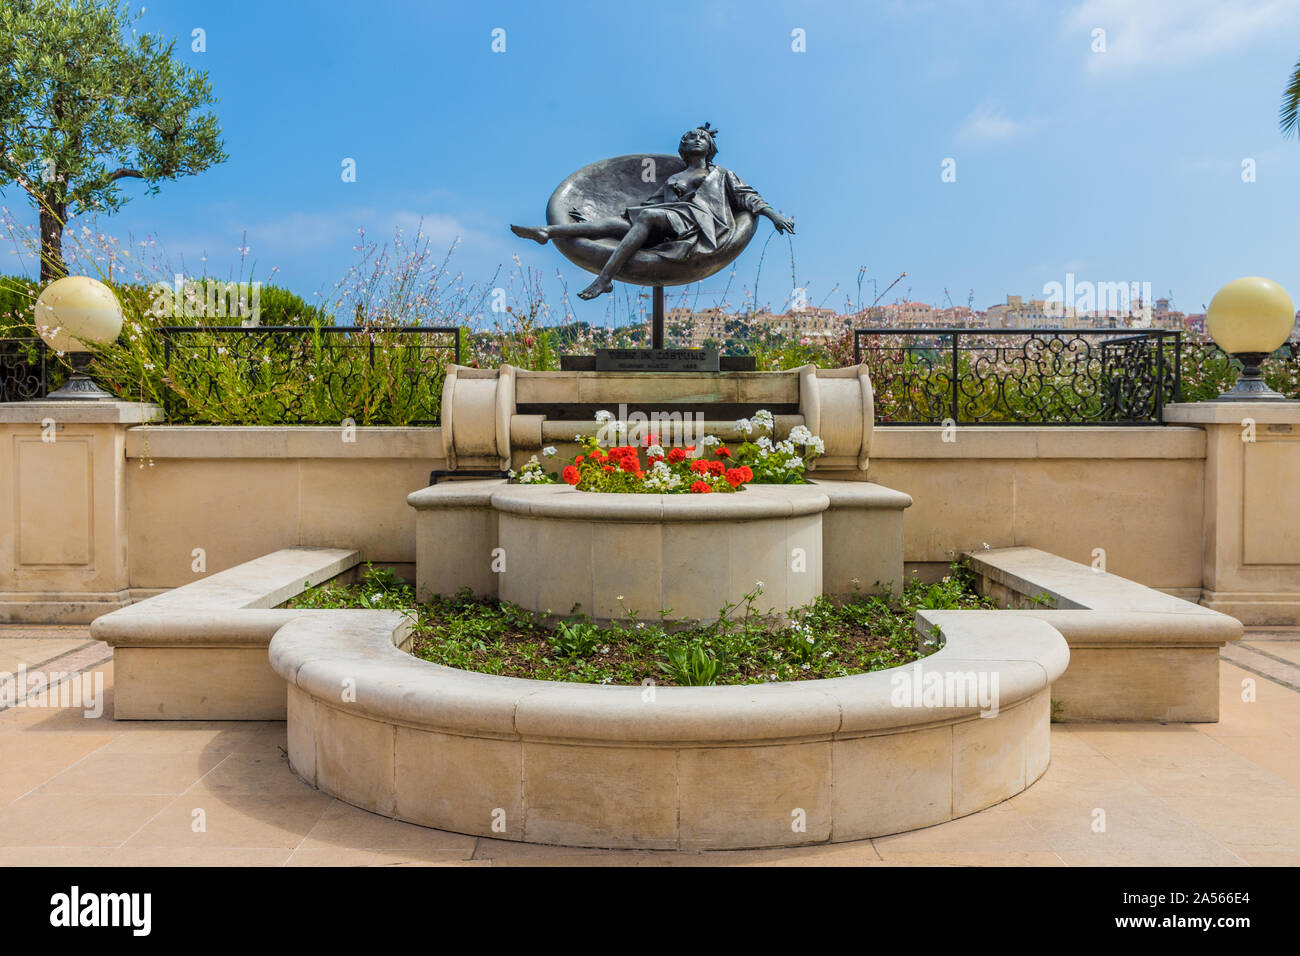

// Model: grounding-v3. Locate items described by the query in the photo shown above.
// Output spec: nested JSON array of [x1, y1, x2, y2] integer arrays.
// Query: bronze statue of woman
[[511, 124, 794, 300]]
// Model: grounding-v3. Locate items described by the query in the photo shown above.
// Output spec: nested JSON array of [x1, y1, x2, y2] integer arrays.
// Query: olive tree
[[0, 0, 226, 281]]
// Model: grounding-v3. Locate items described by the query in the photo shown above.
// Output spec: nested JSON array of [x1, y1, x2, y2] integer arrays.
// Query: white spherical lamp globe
[[1207, 276, 1294, 356], [1205, 276, 1296, 402], [34, 276, 123, 354], [33, 276, 123, 401]]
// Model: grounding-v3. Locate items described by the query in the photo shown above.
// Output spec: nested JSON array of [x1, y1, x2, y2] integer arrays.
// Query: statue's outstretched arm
[[726, 170, 794, 235]]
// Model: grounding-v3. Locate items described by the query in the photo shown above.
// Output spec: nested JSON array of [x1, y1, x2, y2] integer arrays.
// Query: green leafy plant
[[551, 620, 601, 659], [660, 643, 723, 686]]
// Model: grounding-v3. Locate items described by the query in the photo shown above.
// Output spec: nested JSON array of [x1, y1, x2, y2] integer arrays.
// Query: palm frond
[[1280, 54, 1300, 138]]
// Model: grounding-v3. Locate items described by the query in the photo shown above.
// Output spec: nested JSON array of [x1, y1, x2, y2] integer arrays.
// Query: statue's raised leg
[[510, 218, 629, 245]]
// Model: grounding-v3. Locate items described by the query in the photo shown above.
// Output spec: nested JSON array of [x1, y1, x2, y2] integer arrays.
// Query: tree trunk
[[38, 201, 67, 285]]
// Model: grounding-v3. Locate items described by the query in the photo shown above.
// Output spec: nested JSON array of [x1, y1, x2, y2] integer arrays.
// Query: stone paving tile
[[0, 733, 116, 806], [0, 626, 95, 641], [1242, 640, 1300, 666], [287, 847, 488, 867], [123, 789, 334, 849], [0, 640, 95, 673], [104, 847, 295, 867], [1209, 736, 1300, 788], [31, 751, 227, 796], [866, 851, 1066, 867], [0, 793, 174, 847], [298, 800, 477, 854], [1222, 844, 1300, 866], [1055, 847, 1250, 867], [872, 801, 1053, 854], [1201, 662, 1300, 738], [194, 752, 316, 797], [96, 725, 284, 755], [468, 837, 888, 866], [0, 630, 1297, 866], [0, 847, 117, 866], [0, 666, 118, 735], [1158, 794, 1300, 848]]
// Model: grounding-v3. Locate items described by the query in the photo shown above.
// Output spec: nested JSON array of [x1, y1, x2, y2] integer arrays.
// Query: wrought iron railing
[[0, 337, 49, 402], [853, 328, 1184, 425], [159, 325, 460, 424]]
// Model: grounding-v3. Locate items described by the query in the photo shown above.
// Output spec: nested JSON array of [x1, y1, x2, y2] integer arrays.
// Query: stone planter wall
[[269, 606, 1069, 850], [409, 479, 913, 619]]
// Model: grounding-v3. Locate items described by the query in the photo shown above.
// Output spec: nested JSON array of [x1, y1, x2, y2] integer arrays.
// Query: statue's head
[[679, 123, 719, 165]]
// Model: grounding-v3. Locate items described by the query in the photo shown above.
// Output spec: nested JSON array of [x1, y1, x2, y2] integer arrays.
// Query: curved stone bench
[[270, 607, 1068, 850]]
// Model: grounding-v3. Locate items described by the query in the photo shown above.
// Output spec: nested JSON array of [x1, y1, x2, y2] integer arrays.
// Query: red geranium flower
[[715, 446, 731, 458], [667, 448, 686, 464], [737, 465, 753, 482], [562, 465, 581, 485], [724, 467, 747, 488], [602, 464, 614, 472], [690, 459, 710, 475], [707, 460, 725, 476], [574, 455, 584, 465], [689, 480, 713, 494]]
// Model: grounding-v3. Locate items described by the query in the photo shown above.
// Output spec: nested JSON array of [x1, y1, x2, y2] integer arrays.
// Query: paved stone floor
[[1, 624, 1298, 867]]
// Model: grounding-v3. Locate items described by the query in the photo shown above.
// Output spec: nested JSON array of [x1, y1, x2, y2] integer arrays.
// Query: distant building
[[670, 306, 850, 347], [987, 294, 1076, 329]]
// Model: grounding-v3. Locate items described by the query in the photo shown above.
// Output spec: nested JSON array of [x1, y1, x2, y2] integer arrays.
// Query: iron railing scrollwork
[[853, 328, 1187, 425], [0, 337, 49, 402]]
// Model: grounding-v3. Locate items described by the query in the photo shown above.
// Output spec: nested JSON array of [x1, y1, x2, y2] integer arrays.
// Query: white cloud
[[956, 101, 1022, 145], [1067, 0, 1299, 71]]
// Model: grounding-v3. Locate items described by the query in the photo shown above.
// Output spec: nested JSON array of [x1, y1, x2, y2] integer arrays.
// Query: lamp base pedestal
[[42, 351, 116, 401], [1215, 352, 1293, 402], [45, 373, 117, 401]]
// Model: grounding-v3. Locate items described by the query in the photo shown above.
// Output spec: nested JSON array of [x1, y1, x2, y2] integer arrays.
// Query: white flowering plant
[[731, 409, 823, 483], [509, 455, 556, 484]]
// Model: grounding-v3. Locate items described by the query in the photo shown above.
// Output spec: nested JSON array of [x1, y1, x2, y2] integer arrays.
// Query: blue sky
[[10, 0, 1300, 325]]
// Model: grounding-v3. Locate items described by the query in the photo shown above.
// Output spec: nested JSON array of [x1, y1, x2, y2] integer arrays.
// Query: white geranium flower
[[789, 424, 814, 445], [542, 446, 557, 457], [647, 444, 664, 458], [734, 417, 753, 435], [594, 409, 615, 423]]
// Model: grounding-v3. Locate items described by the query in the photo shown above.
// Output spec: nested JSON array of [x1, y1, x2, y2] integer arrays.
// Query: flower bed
[[509, 408, 825, 493], [290, 562, 994, 685]]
